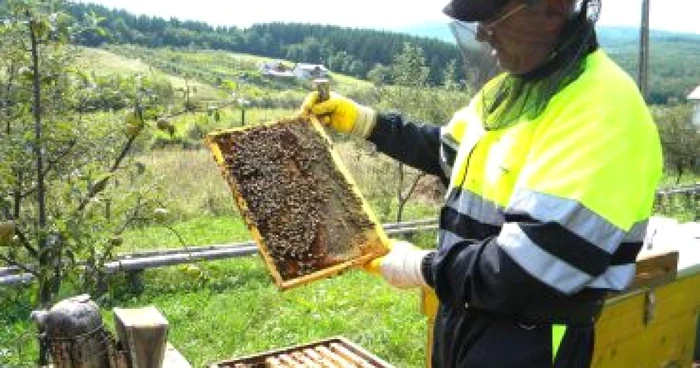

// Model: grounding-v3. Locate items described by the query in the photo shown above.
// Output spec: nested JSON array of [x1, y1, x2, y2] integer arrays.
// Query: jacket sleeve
[[368, 113, 446, 181]]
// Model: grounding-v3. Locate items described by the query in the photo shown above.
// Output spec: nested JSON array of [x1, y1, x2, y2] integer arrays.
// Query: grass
[[120, 216, 249, 252], [78, 47, 154, 74], [137, 148, 236, 219], [658, 172, 699, 188], [0, 244, 430, 367], [126, 262, 427, 368], [77, 47, 225, 103]]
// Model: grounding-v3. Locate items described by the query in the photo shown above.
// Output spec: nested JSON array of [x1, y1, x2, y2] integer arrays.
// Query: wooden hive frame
[[206, 116, 389, 290], [208, 336, 395, 367]]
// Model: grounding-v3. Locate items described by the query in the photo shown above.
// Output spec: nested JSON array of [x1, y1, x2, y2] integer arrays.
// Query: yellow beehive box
[[206, 116, 389, 290]]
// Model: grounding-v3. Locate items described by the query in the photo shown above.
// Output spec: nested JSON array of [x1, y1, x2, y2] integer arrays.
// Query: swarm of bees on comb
[[207, 116, 386, 287]]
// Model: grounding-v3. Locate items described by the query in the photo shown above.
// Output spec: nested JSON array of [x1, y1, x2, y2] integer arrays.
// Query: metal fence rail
[[655, 184, 700, 196], [0, 220, 439, 286], [3, 183, 698, 287]]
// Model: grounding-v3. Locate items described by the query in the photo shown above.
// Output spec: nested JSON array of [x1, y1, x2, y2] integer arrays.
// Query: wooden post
[[638, 0, 650, 100]]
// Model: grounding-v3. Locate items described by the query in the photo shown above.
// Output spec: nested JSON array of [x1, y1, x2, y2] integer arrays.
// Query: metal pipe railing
[[0, 220, 439, 286], [655, 184, 700, 196], [4, 182, 700, 287]]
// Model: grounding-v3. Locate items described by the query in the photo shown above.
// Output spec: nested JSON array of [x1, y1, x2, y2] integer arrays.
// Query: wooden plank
[[113, 307, 169, 368], [628, 251, 678, 290]]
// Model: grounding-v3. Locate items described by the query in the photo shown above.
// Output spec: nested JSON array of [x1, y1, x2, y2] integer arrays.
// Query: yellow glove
[[363, 239, 432, 289], [300, 92, 377, 138]]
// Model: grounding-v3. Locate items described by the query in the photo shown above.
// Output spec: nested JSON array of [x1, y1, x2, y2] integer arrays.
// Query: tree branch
[[403, 172, 427, 201], [2, 62, 16, 135], [72, 93, 214, 214], [20, 139, 78, 198], [397, 162, 405, 200], [74, 132, 137, 214], [14, 226, 39, 260], [395, 163, 427, 223], [113, 192, 149, 235], [28, 15, 48, 262]]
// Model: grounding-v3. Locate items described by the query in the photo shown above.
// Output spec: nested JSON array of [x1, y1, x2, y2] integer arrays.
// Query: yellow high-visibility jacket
[[369, 49, 662, 321]]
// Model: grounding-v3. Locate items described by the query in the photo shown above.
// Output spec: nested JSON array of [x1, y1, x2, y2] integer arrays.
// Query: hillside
[[65, 2, 463, 86], [596, 27, 700, 104], [78, 45, 375, 108], [60, 2, 699, 105], [78, 47, 225, 102]]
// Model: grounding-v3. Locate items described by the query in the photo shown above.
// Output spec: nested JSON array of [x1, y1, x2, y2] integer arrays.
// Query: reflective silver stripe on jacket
[[447, 188, 505, 226], [508, 189, 625, 253], [498, 222, 641, 293], [498, 223, 594, 294], [440, 221, 641, 293]]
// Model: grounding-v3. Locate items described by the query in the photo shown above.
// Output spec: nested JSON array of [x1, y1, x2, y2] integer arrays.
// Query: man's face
[[476, 0, 565, 75]]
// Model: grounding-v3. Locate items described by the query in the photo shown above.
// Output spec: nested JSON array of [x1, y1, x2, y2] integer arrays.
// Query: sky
[[75, 0, 700, 35]]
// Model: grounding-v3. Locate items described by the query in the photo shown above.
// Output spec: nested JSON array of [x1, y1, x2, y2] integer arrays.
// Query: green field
[[0, 254, 432, 367]]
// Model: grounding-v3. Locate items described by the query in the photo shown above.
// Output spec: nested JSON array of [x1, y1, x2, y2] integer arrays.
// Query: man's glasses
[[450, 2, 528, 42], [448, 2, 530, 52], [481, 3, 528, 31]]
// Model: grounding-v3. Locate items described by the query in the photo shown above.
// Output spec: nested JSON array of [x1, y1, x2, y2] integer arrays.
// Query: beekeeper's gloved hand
[[364, 239, 433, 289], [300, 92, 376, 138]]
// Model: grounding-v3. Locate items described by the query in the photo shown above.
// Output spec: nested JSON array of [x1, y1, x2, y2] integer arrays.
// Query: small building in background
[[688, 84, 700, 129], [259, 60, 294, 78], [292, 63, 329, 80]]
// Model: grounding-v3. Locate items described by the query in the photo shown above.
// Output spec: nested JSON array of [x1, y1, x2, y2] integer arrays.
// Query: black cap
[[443, 0, 510, 22]]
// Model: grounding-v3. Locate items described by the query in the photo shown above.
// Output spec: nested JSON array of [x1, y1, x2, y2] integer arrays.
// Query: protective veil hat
[[443, 0, 511, 22]]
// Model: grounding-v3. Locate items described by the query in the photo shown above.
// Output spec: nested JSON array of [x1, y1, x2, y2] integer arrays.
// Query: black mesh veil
[[448, 21, 502, 90], [450, 0, 602, 130]]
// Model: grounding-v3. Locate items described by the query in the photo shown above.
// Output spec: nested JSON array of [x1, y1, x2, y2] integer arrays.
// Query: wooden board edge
[[279, 243, 387, 290]]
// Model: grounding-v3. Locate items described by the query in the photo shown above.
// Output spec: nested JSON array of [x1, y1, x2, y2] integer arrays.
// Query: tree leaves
[[0, 1, 175, 306]]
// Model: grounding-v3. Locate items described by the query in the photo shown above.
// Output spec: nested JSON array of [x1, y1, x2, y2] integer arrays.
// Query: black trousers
[[432, 307, 595, 368]]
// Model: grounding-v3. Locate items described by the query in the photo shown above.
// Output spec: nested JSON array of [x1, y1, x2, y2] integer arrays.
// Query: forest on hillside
[[66, 3, 464, 86], [62, 2, 700, 105]]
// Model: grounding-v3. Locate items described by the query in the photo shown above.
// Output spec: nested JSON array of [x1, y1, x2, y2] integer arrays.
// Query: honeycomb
[[207, 117, 387, 289]]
